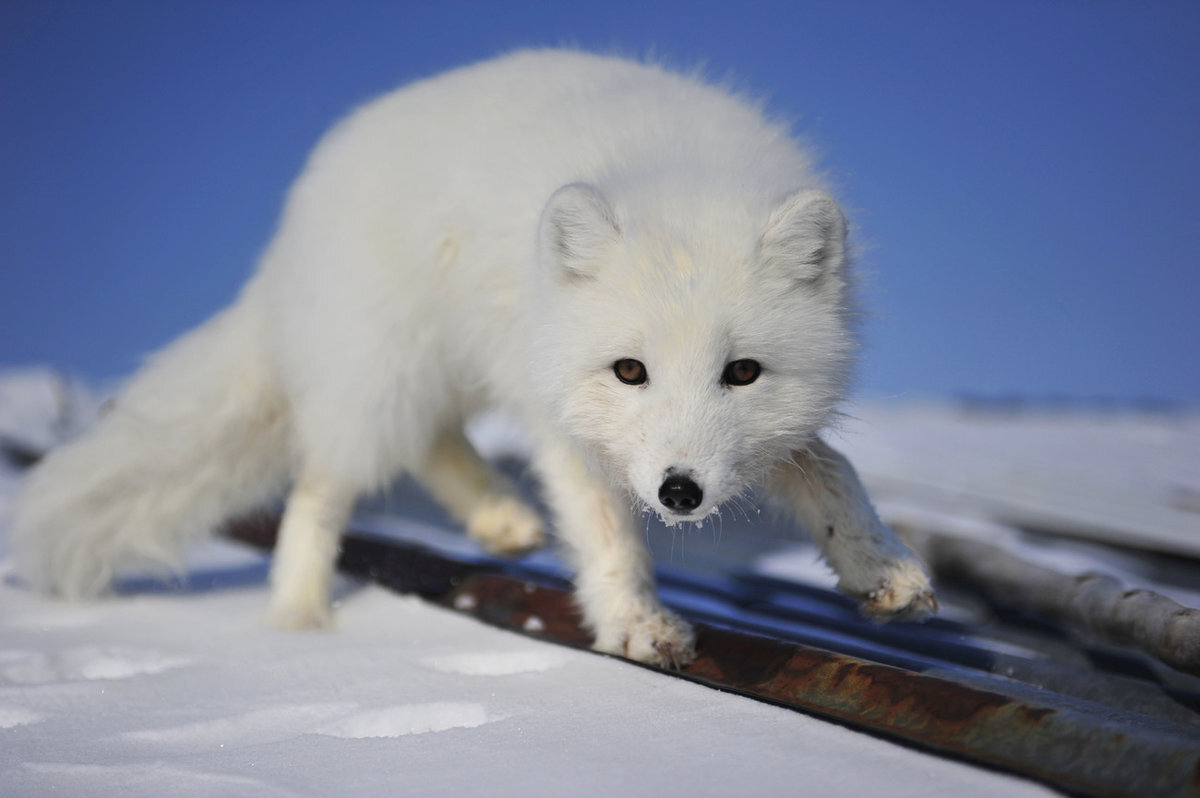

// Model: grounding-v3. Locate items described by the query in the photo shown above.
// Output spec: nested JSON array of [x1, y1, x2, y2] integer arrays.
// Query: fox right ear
[[538, 183, 621, 280], [758, 189, 847, 285]]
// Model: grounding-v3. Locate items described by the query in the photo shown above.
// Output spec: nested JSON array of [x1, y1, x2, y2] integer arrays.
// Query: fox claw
[[594, 608, 696, 669], [858, 561, 937, 622]]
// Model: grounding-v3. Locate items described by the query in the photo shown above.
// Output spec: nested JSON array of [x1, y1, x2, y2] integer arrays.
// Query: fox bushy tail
[[12, 297, 293, 597]]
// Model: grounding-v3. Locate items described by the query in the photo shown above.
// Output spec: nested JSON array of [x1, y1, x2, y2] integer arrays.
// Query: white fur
[[13, 50, 933, 667]]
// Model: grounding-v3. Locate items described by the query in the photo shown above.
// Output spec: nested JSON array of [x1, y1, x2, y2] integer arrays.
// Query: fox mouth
[[657, 507, 717, 526], [654, 505, 721, 526]]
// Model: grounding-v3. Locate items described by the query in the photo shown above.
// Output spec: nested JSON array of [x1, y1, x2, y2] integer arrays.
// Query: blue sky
[[2, 0, 1198, 403]]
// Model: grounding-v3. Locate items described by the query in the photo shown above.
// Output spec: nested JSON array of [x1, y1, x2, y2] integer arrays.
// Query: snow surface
[[830, 401, 1200, 559], [7, 367, 1196, 796]]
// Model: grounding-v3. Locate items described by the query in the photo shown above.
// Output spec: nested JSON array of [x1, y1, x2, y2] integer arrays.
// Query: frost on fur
[[12, 50, 934, 664]]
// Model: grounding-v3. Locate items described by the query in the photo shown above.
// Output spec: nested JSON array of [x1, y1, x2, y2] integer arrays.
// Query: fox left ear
[[538, 183, 621, 281], [758, 189, 847, 284]]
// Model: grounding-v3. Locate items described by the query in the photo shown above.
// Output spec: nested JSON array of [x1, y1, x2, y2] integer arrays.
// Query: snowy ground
[[3, 368, 1197, 797]]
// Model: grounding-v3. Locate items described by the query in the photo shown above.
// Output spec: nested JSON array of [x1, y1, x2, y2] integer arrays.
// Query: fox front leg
[[767, 438, 936, 620], [533, 434, 695, 668]]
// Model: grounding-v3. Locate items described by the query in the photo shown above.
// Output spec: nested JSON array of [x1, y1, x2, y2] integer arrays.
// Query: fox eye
[[613, 358, 647, 385], [722, 359, 761, 386]]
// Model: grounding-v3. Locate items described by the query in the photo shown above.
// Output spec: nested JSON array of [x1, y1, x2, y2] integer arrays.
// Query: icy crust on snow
[[119, 701, 497, 744], [0, 704, 44, 729], [0, 368, 1092, 797], [316, 703, 495, 738], [0, 647, 192, 684], [422, 649, 570, 676]]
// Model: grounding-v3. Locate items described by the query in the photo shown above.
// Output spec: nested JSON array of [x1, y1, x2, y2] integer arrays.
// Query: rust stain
[[688, 627, 795, 685], [685, 631, 1055, 748], [1015, 705, 1055, 725], [804, 656, 1005, 732], [687, 628, 1025, 741], [852, 662, 1009, 727], [460, 575, 592, 647]]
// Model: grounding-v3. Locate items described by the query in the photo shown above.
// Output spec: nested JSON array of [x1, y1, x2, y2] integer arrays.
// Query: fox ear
[[538, 183, 621, 280], [758, 189, 847, 284]]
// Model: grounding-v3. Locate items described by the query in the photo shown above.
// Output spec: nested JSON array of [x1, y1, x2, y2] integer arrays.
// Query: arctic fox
[[14, 50, 934, 667]]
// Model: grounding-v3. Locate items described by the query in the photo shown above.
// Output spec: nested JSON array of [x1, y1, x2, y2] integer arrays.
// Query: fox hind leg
[[416, 427, 545, 557], [266, 470, 358, 630]]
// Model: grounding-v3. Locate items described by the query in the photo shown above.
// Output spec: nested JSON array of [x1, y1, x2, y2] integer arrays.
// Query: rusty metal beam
[[225, 517, 1200, 798]]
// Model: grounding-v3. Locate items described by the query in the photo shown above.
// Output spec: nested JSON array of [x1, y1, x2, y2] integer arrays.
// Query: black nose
[[659, 473, 703, 514]]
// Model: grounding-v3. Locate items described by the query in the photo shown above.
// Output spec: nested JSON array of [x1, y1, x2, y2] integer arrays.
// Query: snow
[[829, 401, 1200, 559], [7, 368, 1195, 796]]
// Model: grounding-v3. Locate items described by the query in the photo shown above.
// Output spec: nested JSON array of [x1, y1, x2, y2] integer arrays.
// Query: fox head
[[533, 182, 856, 523]]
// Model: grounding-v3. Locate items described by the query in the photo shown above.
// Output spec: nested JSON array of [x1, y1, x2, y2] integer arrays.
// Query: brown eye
[[722, 359, 761, 386], [614, 358, 647, 385]]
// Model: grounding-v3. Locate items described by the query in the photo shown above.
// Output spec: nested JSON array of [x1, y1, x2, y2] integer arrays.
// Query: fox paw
[[467, 495, 546, 557], [857, 560, 937, 622], [594, 608, 696, 669]]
